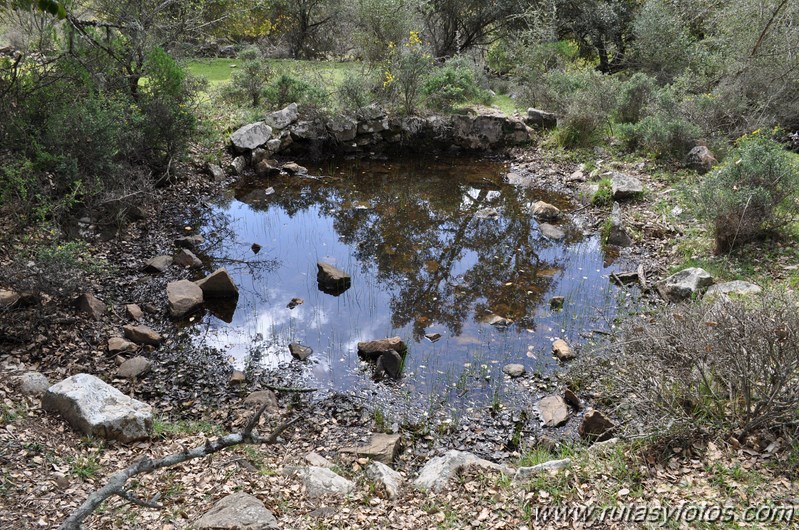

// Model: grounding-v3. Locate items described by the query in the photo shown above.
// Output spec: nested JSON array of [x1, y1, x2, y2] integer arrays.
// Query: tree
[[270, 0, 342, 58], [417, 0, 518, 58]]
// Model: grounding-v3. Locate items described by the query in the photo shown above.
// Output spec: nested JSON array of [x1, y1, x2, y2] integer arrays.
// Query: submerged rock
[[539, 223, 565, 240], [195, 268, 239, 298]]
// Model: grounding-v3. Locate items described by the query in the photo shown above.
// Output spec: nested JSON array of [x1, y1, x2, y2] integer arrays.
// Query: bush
[[615, 73, 657, 124], [601, 293, 799, 443], [336, 73, 378, 111], [226, 46, 271, 107], [546, 68, 619, 148], [263, 74, 329, 109], [422, 57, 489, 111], [381, 30, 433, 115], [697, 132, 799, 254]]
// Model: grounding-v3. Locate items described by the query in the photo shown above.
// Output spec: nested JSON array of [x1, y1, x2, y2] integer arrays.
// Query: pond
[[196, 156, 625, 415]]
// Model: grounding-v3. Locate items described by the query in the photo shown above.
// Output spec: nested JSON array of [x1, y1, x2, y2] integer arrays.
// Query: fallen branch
[[58, 400, 307, 530]]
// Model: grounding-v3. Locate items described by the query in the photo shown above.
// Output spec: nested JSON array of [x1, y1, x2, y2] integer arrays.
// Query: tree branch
[[58, 403, 308, 530]]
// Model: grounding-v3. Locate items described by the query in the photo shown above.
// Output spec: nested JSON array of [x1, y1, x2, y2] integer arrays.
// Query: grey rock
[[357, 104, 387, 121], [514, 459, 571, 481], [116, 356, 152, 379], [296, 466, 355, 498], [290, 119, 327, 141], [263, 103, 299, 130], [539, 223, 565, 240], [503, 364, 526, 378], [255, 159, 281, 177], [366, 461, 403, 499], [340, 434, 401, 465], [524, 108, 557, 129], [327, 115, 358, 142], [175, 234, 204, 250], [414, 450, 511, 492], [108, 337, 137, 354], [42, 373, 152, 442], [357, 336, 407, 361], [289, 342, 313, 361], [475, 207, 499, 220], [317, 262, 351, 295], [531, 200, 560, 220], [174, 249, 202, 268], [75, 293, 106, 320], [18, 371, 50, 397], [123, 325, 163, 346], [265, 138, 282, 154], [207, 163, 226, 182], [282, 162, 308, 176], [195, 492, 278, 530], [195, 268, 239, 298], [244, 390, 279, 413], [167, 280, 204, 318], [686, 145, 717, 174], [482, 313, 513, 327], [125, 304, 144, 321], [376, 350, 403, 379], [578, 408, 616, 442], [230, 121, 273, 152], [659, 267, 713, 302], [304, 452, 332, 468], [611, 173, 643, 200], [704, 280, 762, 301], [538, 395, 570, 427], [231, 155, 247, 175], [143, 255, 172, 273]]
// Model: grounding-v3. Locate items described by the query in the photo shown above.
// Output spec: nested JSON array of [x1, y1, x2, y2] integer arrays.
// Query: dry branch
[[58, 399, 308, 530]]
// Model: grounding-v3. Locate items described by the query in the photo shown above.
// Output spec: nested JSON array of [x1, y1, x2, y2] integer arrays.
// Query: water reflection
[[199, 157, 621, 403]]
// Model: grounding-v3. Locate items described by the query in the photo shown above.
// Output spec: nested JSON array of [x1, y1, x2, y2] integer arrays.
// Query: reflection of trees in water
[[235, 160, 568, 342]]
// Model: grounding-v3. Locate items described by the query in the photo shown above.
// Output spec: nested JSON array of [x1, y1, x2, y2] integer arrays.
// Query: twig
[[263, 384, 318, 394]]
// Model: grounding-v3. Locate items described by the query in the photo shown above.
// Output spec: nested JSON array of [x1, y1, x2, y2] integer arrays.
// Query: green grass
[[184, 58, 361, 88]]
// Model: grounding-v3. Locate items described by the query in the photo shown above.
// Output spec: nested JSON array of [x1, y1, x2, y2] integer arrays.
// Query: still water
[[198, 157, 621, 406]]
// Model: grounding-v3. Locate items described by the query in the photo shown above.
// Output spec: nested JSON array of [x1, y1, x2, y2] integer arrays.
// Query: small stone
[[531, 201, 560, 220], [514, 459, 571, 481], [0, 288, 20, 310], [123, 325, 163, 346], [564, 388, 581, 410], [75, 293, 106, 320], [425, 333, 442, 342], [305, 452, 333, 468], [317, 262, 351, 295], [143, 255, 172, 274], [579, 409, 616, 442], [552, 339, 575, 361], [550, 296, 565, 310], [538, 395, 570, 427], [117, 356, 152, 379], [289, 342, 313, 361], [244, 390, 278, 413], [206, 163, 226, 182], [414, 450, 511, 492], [295, 466, 355, 498], [282, 162, 308, 176], [108, 337, 137, 353], [174, 234, 204, 250], [229, 370, 246, 384], [659, 267, 714, 302], [503, 364, 526, 378], [704, 280, 762, 301], [366, 461, 403, 499], [287, 297, 304, 309], [611, 173, 643, 200], [251, 243, 262, 254], [125, 304, 144, 321], [53, 473, 70, 489], [17, 371, 50, 397], [475, 207, 499, 220], [340, 433, 401, 464], [483, 314, 513, 327], [376, 350, 403, 379], [173, 249, 202, 269]]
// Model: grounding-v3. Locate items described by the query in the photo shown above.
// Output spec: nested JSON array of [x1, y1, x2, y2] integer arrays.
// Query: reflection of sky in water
[[198, 159, 622, 402]]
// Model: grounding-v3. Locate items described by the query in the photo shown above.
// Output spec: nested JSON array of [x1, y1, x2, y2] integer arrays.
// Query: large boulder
[[42, 373, 152, 442], [611, 173, 643, 200], [317, 262, 351, 295], [263, 103, 299, 130], [167, 279, 204, 318], [230, 122, 273, 152], [339, 434, 401, 465], [195, 268, 239, 298], [686, 145, 717, 174], [195, 492, 278, 530], [659, 267, 713, 302]]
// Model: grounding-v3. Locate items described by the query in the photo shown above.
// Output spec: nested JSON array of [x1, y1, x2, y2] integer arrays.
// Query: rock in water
[[357, 336, 407, 361], [195, 268, 239, 298], [376, 350, 403, 379], [503, 364, 526, 378], [289, 342, 313, 361], [539, 223, 565, 240], [316, 262, 351, 295], [42, 373, 152, 442], [552, 339, 575, 361], [173, 248, 202, 269], [606, 201, 632, 247], [195, 492, 278, 530], [531, 201, 560, 220], [167, 280, 204, 318]]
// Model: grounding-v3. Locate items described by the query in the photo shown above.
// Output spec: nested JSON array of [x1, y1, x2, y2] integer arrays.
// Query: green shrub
[[381, 31, 433, 115], [615, 73, 657, 124], [422, 57, 489, 111], [263, 74, 329, 109], [337, 73, 378, 111], [226, 46, 271, 107], [697, 132, 799, 253], [591, 178, 613, 206]]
